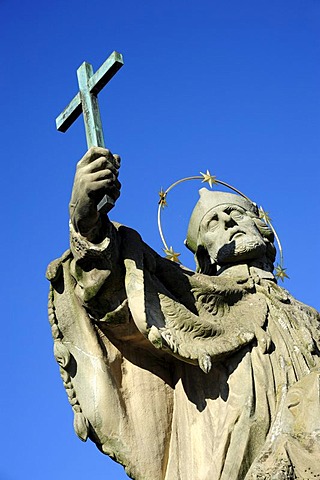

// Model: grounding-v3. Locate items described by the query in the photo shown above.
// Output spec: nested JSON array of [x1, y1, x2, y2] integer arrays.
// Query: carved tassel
[[73, 411, 89, 442]]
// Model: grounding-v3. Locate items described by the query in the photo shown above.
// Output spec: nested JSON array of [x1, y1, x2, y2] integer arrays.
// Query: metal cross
[[56, 51, 124, 212]]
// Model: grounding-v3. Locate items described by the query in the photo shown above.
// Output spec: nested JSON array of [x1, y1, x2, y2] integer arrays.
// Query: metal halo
[[157, 170, 288, 281]]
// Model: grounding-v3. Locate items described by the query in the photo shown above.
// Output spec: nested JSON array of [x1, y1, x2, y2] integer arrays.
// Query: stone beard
[[216, 235, 266, 263], [47, 186, 320, 480]]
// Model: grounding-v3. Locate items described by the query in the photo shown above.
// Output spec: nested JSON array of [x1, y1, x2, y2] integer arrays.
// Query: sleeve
[[47, 223, 174, 480], [69, 219, 122, 303]]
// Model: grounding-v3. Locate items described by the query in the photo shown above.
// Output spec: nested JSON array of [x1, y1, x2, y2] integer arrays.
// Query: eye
[[231, 210, 244, 221], [207, 215, 219, 229]]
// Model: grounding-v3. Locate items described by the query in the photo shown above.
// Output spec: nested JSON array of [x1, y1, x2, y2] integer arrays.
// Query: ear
[[195, 245, 217, 276]]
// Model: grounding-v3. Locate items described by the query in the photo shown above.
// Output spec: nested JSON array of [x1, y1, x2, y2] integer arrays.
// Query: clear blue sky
[[1, 1, 319, 479]]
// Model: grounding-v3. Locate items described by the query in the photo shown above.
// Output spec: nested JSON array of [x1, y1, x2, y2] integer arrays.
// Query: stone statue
[[47, 147, 320, 480]]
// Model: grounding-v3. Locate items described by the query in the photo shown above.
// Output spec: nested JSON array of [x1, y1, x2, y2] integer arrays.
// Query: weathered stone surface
[[47, 147, 320, 479]]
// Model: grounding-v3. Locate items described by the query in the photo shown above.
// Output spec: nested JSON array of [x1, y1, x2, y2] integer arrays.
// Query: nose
[[223, 214, 237, 229]]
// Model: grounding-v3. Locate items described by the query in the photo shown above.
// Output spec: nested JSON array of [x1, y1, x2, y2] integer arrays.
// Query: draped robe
[[47, 221, 320, 480]]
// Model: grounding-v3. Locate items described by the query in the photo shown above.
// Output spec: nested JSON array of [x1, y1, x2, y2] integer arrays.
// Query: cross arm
[[56, 51, 124, 133], [56, 93, 82, 133], [88, 51, 124, 95]]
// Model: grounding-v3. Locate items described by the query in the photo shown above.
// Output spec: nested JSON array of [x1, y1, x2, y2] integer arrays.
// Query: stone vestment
[[47, 221, 320, 480]]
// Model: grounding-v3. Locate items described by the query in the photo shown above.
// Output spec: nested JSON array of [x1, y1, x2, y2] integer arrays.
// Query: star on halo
[[200, 170, 218, 188], [275, 264, 289, 282], [158, 189, 167, 208], [164, 246, 181, 263], [259, 206, 272, 224]]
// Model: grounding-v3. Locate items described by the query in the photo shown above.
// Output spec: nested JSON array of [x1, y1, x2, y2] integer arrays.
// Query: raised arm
[[69, 146, 121, 243]]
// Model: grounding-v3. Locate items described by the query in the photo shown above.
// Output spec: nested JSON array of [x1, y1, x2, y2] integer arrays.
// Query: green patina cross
[[56, 51, 124, 211]]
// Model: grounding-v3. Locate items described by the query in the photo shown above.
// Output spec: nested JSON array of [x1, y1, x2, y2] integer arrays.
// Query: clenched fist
[[69, 147, 121, 239]]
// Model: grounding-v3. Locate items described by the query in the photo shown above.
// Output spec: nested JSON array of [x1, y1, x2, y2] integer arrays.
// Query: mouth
[[230, 230, 245, 241]]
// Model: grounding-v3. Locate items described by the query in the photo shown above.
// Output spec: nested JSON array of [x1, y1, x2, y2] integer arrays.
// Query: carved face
[[200, 204, 267, 265]]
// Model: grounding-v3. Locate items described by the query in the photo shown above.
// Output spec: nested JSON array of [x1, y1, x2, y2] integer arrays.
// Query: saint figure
[[47, 147, 320, 480]]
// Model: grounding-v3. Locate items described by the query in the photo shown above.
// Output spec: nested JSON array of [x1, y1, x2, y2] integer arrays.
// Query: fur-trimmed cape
[[47, 222, 320, 480]]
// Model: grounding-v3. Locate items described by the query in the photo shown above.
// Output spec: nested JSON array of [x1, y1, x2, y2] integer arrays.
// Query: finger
[[77, 147, 114, 168], [113, 154, 121, 169], [82, 157, 119, 176], [87, 169, 117, 183], [87, 179, 121, 201], [87, 176, 121, 193]]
